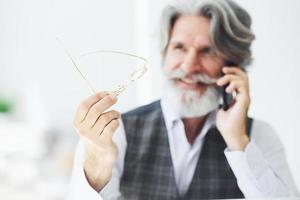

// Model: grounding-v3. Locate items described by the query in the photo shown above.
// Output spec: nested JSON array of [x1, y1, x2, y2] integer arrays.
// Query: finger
[[226, 80, 248, 94], [87, 119, 120, 151], [83, 94, 117, 128], [74, 92, 109, 125], [223, 67, 247, 78], [217, 74, 240, 86], [100, 119, 120, 139], [91, 110, 121, 135]]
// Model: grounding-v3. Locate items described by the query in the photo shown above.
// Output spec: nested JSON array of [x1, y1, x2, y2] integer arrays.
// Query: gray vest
[[120, 101, 253, 200]]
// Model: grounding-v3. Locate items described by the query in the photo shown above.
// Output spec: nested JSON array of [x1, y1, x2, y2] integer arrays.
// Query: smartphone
[[221, 82, 234, 111], [221, 61, 236, 111]]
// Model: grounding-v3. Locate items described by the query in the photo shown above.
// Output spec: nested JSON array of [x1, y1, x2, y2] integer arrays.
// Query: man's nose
[[181, 49, 204, 74]]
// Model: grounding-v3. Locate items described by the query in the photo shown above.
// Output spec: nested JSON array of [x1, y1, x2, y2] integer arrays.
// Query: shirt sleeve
[[67, 119, 127, 200], [224, 119, 300, 198]]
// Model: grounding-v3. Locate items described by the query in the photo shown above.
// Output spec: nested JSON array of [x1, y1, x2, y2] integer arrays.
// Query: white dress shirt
[[67, 100, 299, 200]]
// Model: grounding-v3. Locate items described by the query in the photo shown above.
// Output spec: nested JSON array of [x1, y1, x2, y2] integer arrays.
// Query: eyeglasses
[[56, 38, 148, 96]]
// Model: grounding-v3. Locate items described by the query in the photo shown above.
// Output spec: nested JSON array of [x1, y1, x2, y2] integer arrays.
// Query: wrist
[[84, 157, 111, 192], [83, 147, 113, 192], [225, 133, 250, 151]]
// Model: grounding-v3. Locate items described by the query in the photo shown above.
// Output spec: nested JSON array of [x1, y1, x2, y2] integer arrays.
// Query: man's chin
[[164, 83, 221, 118]]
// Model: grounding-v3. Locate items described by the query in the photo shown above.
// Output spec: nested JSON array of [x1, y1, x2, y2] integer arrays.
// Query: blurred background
[[0, 0, 299, 199]]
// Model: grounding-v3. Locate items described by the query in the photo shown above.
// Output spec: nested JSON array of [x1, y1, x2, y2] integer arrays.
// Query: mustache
[[164, 69, 218, 85]]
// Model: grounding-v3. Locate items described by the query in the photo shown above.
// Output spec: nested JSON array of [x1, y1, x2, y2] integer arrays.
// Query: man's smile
[[173, 77, 209, 90]]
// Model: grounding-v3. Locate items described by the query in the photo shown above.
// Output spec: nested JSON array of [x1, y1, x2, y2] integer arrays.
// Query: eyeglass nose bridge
[[112, 61, 148, 97]]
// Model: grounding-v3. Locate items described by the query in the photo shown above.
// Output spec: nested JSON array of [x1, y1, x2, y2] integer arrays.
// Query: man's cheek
[[164, 57, 182, 72]]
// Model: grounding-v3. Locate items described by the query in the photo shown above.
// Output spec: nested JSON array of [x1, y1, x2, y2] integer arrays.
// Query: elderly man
[[68, 0, 299, 199]]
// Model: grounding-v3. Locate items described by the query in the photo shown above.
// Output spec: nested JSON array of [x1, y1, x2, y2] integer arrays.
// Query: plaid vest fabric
[[120, 100, 253, 200]]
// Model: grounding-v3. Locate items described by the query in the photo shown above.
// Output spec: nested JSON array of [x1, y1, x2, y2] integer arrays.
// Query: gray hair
[[160, 0, 255, 68]]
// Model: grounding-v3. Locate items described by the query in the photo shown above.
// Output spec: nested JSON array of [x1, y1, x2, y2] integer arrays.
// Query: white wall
[[0, 0, 138, 198], [0, 0, 138, 133], [237, 0, 300, 188]]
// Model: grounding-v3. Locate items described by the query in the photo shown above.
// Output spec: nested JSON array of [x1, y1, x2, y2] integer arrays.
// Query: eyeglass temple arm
[[56, 37, 97, 94]]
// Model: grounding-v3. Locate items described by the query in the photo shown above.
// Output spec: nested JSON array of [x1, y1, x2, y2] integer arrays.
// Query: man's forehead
[[170, 15, 212, 47]]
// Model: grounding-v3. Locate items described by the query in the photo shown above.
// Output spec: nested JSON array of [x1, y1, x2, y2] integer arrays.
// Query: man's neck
[[182, 115, 208, 145]]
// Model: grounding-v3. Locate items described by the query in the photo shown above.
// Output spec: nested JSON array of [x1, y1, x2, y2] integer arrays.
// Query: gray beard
[[163, 79, 221, 118]]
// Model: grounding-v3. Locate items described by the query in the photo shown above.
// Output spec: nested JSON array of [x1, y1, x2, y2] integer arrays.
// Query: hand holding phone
[[216, 66, 251, 151]]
